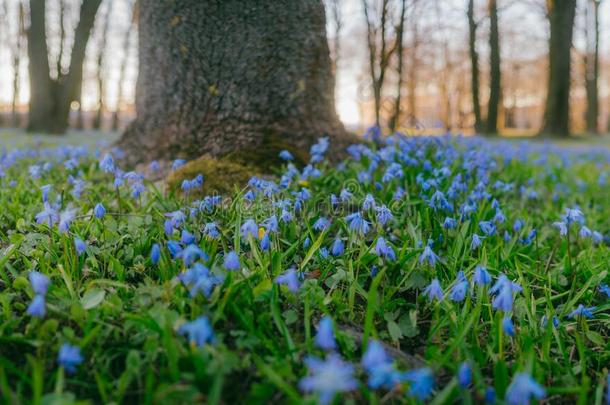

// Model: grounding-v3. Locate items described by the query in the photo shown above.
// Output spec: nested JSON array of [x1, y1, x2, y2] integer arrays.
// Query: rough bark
[[584, 0, 599, 134], [541, 0, 576, 137], [94, 0, 113, 130], [467, 0, 482, 133], [486, 0, 501, 135], [389, 0, 407, 132], [27, 0, 101, 133], [118, 0, 353, 165]]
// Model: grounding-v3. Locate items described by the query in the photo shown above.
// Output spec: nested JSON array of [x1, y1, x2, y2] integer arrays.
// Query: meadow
[[0, 132, 608, 404]]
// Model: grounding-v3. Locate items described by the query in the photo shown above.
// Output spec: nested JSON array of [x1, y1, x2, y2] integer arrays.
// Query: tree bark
[[486, 0, 501, 135], [467, 0, 482, 133], [118, 0, 353, 165], [27, 0, 101, 133], [389, 0, 407, 132], [541, 0, 576, 137], [584, 0, 599, 134]]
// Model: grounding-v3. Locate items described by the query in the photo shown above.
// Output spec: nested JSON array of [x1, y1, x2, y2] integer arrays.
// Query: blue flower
[[345, 212, 370, 235], [99, 153, 115, 173], [403, 367, 435, 401], [443, 217, 457, 229], [313, 217, 331, 232], [423, 279, 443, 302], [374, 237, 396, 261], [27, 294, 46, 318], [57, 344, 83, 374], [177, 263, 220, 297], [35, 203, 59, 227], [479, 221, 496, 236], [331, 238, 344, 257], [314, 316, 337, 350], [58, 209, 77, 233], [567, 304, 596, 319], [93, 203, 106, 219], [178, 316, 215, 347], [240, 219, 259, 240], [151, 243, 161, 264], [167, 240, 183, 258], [172, 159, 186, 171], [362, 194, 376, 210], [275, 268, 300, 293], [471, 233, 483, 250], [279, 150, 293, 161], [473, 266, 491, 286], [204, 222, 220, 238], [502, 316, 515, 337], [180, 244, 207, 266], [41, 184, 52, 203], [513, 219, 525, 233], [505, 372, 546, 405], [599, 284, 610, 298], [375, 205, 393, 225], [485, 386, 496, 404], [457, 361, 472, 388], [74, 238, 87, 256], [29, 271, 50, 295], [419, 244, 440, 267], [299, 353, 357, 405], [361, 340, 403, 389], [181, 230, 196, 245], [450, 272, 469, 302], [553, 221, 568, 236], [224, 251, 240, 271]]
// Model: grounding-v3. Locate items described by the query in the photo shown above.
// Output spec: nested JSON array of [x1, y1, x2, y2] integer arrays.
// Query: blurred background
[[0, 0, 609, 136]]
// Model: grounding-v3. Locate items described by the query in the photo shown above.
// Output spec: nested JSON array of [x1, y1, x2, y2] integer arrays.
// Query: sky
[[1, 0, 610, 128]]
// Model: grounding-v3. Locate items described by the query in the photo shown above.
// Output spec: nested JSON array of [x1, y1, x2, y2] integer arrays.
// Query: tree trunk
[[118, 0, 353, 165], [389, 0, 406, 132], [112, 1, 137, 131], [467, 0, 482, 133], [10, 1, 25, 127], [584, 0, 599, 134], [94, 0, 113, 130], [27, 0, 101, 133], [486, 0, 501, 135], [541, 0, 576, 137]]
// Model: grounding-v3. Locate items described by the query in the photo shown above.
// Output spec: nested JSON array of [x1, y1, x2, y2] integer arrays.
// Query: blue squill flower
[[471, 234, 483, 250], [279, 150, 293, 161], [58, 209, 76, 233], [275, 268, 300, 293], [99, 153, 115, 173], [345, 212, 370, 235], [224, 251, 240, 271], [331, 238, 344, 257], [513, 219, 524, 233], [374, 237, 396, 261], [203, 222, 220, 239], [57, 344, 83, 374], [314, 316, 336, 350], [240, 219, 259, 240], [457, 362, 472, 388], [167, 240, 183, 259], [375, 205, 393, 225], [93, 203, 106, 219], [260, 232, 271, 251], [180, 244, 206, 266], [151, 243, 161, 264], [485, 386, 496, 404], [299, 353, 357, 405], [177, 263, 220, 297], [553, 221, 567, 236], [29, 271, 50, 295], [181, 230, 196, 245], [178, 316, 215, 347], [35, 203, 60, 227], [423, 279, 443, 302], [479, 221, 496, 236], [362, 194, 376, 210], [567, 304, 595, 319], [505, 372, 546, 405], [443, 217, 457, 229], [599, 284, 610, 298], [450, 273, 469, 302], [172, 159, 186, 171], [41, 184, 52, 203], [419, 244, 440, 267], [502, 316, 515, 337], [313, 217, 330, 232], [403, 367, 435, 401], [362, 340, 403, 389], [74, 237, 87, 256], [473, 266, 491, 286], [27, 294, 46, 318]]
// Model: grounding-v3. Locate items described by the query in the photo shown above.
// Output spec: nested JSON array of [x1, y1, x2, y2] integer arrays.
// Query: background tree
[[486, 0, 501, 135], [388, 0, 407, 132], [541, 0, 577, 136], [27, 0, 102, 133], [118, 0, 353, 165], [467, 0, 483, 133], [93, 0, 113, 130], [584, 0, 600, 134], [112, 1, 136, 131]]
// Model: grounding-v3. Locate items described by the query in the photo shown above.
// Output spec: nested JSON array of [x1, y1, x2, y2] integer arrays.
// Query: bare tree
[[584, 0, 600, 134], [326, 0, 342, 75], [0, 0, 26, 127], [389, 0, 407, 132], [486, 0, 501, 134], [362, 0, 399, 128], [112, 1, 136, 131], [405, 0, 421, 129], [93, 0, 113, 130], [467, 0, 483, 132], [27, 0, 102, 133], [541, 0, 577, 137]]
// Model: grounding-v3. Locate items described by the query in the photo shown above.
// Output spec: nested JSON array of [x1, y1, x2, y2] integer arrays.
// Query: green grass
[[0, 134, 608, 404]]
